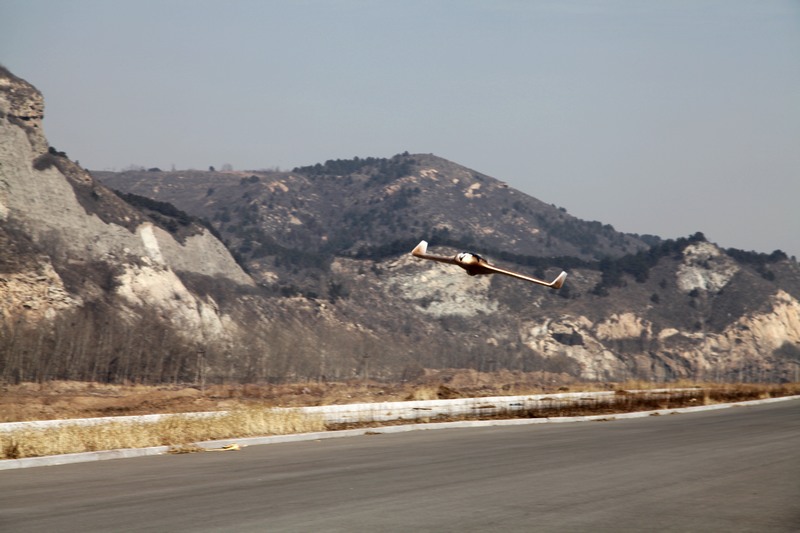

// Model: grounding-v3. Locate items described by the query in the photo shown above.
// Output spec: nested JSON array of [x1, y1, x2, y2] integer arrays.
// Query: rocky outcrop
[[514, 289, 800, 382], [0, 261, 79, 321], [677, 242, 739, 293], [0, 66, 46, 154]]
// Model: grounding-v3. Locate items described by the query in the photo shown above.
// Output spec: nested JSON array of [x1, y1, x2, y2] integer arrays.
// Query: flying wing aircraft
[[411, 240, 567, 289]]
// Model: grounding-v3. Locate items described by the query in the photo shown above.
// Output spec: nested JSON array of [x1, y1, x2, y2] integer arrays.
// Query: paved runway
[[2, 399, 799, 532]]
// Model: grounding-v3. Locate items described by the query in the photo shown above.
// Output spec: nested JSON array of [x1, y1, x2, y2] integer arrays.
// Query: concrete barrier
[[0, 389, 693, 432], [297, 391, 620, 423]]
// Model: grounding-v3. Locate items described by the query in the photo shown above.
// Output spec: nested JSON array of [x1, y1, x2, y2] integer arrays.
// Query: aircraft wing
[[410, 240, 458, 265], [480, 263, 568, 289]]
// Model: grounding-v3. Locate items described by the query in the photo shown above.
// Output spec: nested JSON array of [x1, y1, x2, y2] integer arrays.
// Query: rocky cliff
[[0, 67, 253, 363]]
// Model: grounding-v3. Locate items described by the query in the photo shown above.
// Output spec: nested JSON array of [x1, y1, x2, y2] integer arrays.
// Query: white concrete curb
[[2, 394, 797, 471], [0, 445, 171, 470]]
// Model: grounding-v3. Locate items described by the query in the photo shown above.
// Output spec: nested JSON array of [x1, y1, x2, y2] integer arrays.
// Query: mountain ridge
[[96, 152, 653, 263]]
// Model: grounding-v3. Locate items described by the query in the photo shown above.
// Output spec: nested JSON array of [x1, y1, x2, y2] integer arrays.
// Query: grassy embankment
[[2, 380, 799, 460], [1, 407, 324, 460]]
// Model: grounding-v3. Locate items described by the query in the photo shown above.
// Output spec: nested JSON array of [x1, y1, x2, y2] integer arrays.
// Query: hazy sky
[[2, 0, 799, 258]]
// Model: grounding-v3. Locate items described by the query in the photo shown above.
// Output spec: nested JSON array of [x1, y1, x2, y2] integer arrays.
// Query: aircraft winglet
[[411, 240, 428, 257], [550, 271, 567, 289]]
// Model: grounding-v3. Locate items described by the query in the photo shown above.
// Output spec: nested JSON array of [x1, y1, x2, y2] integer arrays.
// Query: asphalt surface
[[1, 399, 798, 532]]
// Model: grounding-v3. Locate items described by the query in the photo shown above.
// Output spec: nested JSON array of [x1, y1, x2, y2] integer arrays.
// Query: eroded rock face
[[513, 289, 800, 381], [0, 261, 80, 321], [115, 261, 233, 342], [0, 68, 251, 339], [710, 291, 800, 364], [0, 68, 44, 118], [0, 66, 46, 154]]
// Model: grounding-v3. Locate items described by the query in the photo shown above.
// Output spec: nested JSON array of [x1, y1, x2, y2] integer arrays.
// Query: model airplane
[[411, 240, 567, 289]]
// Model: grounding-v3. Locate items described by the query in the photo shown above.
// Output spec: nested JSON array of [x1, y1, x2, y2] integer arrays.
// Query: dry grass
[[1, 407, 324, 460]]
